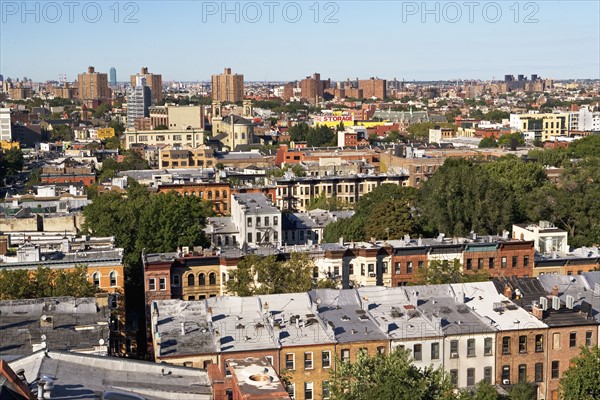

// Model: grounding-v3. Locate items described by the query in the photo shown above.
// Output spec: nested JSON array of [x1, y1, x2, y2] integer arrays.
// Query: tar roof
[[357, 286, 442, 340], [0, 298, 110, 358], [232, 193, 279, 215], [207, 296, 279, 353], [451, 282, 547, 331], [153, 300, 217, 357], [226, 357, 289, 399], [257, 293, 335, 347], [9, 351, 211, 400], [308, 289, 388, 343]]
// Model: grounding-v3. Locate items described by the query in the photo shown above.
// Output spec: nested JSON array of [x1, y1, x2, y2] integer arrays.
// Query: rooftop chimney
[[532, 304, 544, 319], [88, 66, 95, 73], [552, 285, 559, 297], [141, 67, 148, 74]]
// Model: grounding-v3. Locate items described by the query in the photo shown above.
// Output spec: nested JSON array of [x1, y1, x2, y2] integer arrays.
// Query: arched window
[[93, 272, 100, 287], [188, 274, 195, 287], [222, 190, 227, 199], [109, 271, 117, 287], [215, 190, 220, 199], [207, 191, 213, 199], [209, 272, 216, 285], [199, 273, 206, 285]]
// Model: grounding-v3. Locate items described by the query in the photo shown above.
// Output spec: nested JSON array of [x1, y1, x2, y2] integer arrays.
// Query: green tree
[[497, 132, 524, 148], [559, 346, 600, 400], [0, 269, 32, 299], [25, 168, 41, 190], [478, 137, 498, 148], [508, 381, 536, 400], [457, 380, 500, 400], [93, 103, 112, 118], [2, 148, 24, 175], [50, 124, 73, 141], [53, 265, 98, 297], [329, 347, 455, 400], [484, 110, 509, 122]]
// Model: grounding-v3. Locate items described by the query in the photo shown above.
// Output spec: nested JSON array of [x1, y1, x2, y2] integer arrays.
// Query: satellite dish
[[99, 339, 105, 345], [41, 334, 47, 341]]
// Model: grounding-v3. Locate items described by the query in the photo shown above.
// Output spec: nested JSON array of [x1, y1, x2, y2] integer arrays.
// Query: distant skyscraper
[[0, 108, 13, 142], [77, 66, 111, 104], [211, 68, 244, 102], [130, 67, 162, 105], [0, 74, 4, 82], [110, 67, 117, 87], [127, 76, 151, 129]]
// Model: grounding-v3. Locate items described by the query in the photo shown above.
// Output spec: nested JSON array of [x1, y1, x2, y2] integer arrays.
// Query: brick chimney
[[503, 285, 513, 299], [532, 304, 544, 319], [141, 67, 149, 74], [552, 285, 559, 296]]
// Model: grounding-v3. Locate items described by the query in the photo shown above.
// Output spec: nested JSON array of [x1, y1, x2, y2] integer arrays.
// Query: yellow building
[[97, 127, 115, 139], [125, 129, 205, 149], [1, 140, 20, 150], [510, 112, 570, 141]]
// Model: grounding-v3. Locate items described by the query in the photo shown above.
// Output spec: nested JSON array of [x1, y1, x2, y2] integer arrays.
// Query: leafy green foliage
[[478, 137, 498, 148], [0, 266, 98, 300], [93, 103, 112, 118], [289, 123, 336, 147], [508, 382, 536, 400], [323, 185, 420, 243], [413, 259, 490, 285], [497, 132, 524, 148], [225, 253, 314, 296], [306, 192, 349, 211], [0, 148, 25, 184], [329, 347, 455, 400], [559, 346, 600, 400], [98, 150, 149, 183], [50, 124, 73, 141], [82, 183, 214, 286]]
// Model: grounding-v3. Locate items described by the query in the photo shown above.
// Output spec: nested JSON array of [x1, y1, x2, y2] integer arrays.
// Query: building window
[[518, 364, 527, 383], [322, 381, 330, 399], [377, 346, 385, 355], [551, 361, 559, 379], [519, 335, 527, 353], [159, 277, 166, 291], [450, 370, 458, 386], [247, 217, 252, 227], [484, 337, 493, 355], [431, 342, 440, 360], [265, 216, 270, 226], [489, 257, 495, 269], [304, 382, 313, 400], [247, 232, 252, 243], [570, 332, 577, 348], [109, 271, 117, 287], [502, 365, 510, 384], [199, 273, 206, 286], [535, 334, 544, 352], [93, 272, 100, 287], [586, 331, 593, 346], [467, 368, 475, 386], [341, 349, 350, 363], [466, 259, 472, 270], [484, 367, 492, 384], [407, 262, 413, 274], [478, 258, 484, 269], [553, 332, 561, 349], [418, 260, 424, 269], [524, 255, 529, 267], [304, 352, 313, 370], [274, 216, 278, 225], [502, 336, 511, 355], [450, 340, 459, 358], [535, 363, 543, 383], [501, 256, 507, 268], [285, 353, 295, 370], [286, 383, 295, 399], [413, 344, 422, 361], [322, 351, 331, 368], [467, 339, 476, 357], [395, 262, 401, 274], [209, 272, 216, 285], [512, 256, 518, 268], [188, 274, 195, 287], [172, 274, 180, 287], [149, 278, 156, 291]]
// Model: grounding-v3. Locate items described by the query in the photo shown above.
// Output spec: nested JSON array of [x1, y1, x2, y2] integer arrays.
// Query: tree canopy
[[559, 346, 600, 400], [289, 123, 336, 147]]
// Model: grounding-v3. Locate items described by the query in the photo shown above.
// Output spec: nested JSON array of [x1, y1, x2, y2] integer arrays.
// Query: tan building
[[358, 78, 386, 99], [77, 66, 111, 103], [211, 67, 244, 103], [125, 129, 204, 149], [211, 100, 254, 150], [300, 73, 325, 102], [159, 144, 216, 169], [130, 67, 163, 104], [149, 105, 204, 130]]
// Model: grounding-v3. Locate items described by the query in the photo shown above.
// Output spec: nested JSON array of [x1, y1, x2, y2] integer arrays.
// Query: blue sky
[[1, 1, 599, 82]]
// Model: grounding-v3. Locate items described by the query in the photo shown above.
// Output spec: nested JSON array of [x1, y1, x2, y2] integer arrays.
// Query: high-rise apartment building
[[127, 76, 151, 129], [0, 108, 12, 142], [130, 67, 163, 104], [109, 67, 117, 87], [211, 68, 244, 103], [77, 66, 111, 104], [300, 73, 325, 102], [358, 77, 387, 99]]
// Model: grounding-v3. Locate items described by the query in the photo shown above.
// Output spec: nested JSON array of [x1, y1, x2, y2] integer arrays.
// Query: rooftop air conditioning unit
[[502, 379, 510, 385]]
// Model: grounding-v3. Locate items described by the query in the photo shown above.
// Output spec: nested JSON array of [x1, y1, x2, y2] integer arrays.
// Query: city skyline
[[1, 1, 598, 82]]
